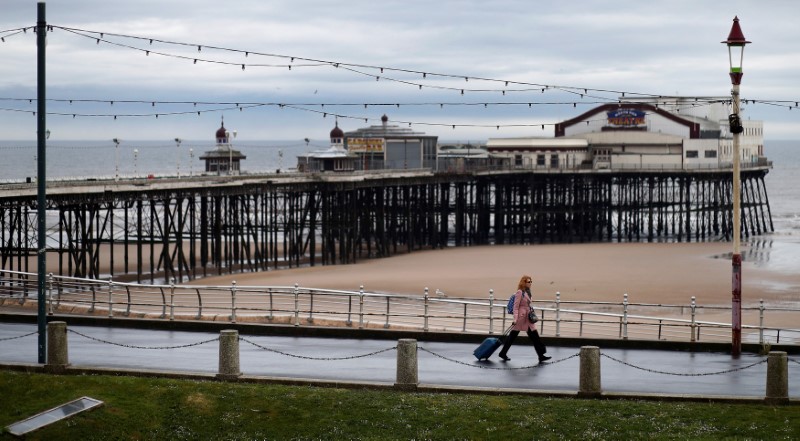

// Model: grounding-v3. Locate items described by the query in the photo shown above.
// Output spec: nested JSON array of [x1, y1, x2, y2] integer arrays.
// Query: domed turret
[[216, 121, 228, 144], [330, 122, 344, 139], [330, 121, 344, 145]]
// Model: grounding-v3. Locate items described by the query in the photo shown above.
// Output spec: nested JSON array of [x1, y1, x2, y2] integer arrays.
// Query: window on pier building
[[537, 154, 545, 166], [686, 150, 699, 158], [550, 154, 559, 168], [514, 155, 523, 166], [704, 150, 717, 158]]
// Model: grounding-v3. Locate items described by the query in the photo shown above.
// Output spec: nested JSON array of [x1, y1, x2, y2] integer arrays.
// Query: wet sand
[[193, 241, 800, 308]]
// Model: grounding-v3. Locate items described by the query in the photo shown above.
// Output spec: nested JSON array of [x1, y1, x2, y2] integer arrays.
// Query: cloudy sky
[[1, 0, 799, 142]]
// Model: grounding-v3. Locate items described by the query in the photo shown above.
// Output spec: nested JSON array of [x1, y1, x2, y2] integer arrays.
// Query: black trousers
[[499, 329, 547, 358]]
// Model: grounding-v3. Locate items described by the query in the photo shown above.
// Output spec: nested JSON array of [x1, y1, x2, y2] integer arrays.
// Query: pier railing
[[2, 270, 797, 346]]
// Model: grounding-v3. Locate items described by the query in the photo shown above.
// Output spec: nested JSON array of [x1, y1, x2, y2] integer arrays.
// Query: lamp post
[[113, 138, 120, 181], [189, 148, 194, 177], [133, 148, 138, 178], [723, 16, 750, 357], [225, 130, 237, 174], [175, 138, 182, 178]]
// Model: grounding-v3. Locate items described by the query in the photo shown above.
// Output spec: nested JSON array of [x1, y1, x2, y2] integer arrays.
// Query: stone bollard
[[765, 351, 789, 404], [46, 321, 69, 372], [578, 346, 601, 398], [217, 329, 241, 380], [395, 339, 418, 390]]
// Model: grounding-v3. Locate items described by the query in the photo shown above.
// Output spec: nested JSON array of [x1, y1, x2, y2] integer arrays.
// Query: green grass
[[1, 370, 796, 440]]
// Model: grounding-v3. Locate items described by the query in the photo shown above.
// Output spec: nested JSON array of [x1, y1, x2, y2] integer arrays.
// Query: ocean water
[[1, 138, 798, 269]]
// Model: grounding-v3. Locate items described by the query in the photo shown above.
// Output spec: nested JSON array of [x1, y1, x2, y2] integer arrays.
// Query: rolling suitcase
[[473, 337, 502, 360], [473, 326, 511, 360]]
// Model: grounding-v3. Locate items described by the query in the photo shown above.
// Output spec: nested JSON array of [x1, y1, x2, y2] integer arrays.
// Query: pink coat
[[511, 289, 537, 332]]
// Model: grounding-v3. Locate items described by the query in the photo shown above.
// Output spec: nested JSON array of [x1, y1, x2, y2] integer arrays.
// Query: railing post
[[488, 289, 494, 335], [124, 285, 132, 317], [194, 288, 203, 319], [383, 296, 392, 329], [217, 329, 241, 380], [308, 291, 315, 323], [267, 287, 274, 320], [462, 303, 468, 332], [47, 272, 54, 315], [230, 281, 237, 324], [423, 287, 429, 332], [89, 284, 96, 313], [358, 285, 364, 329], [578, 346, 601, 398], [46, 321, 69, 372], [765, 351, 789, 404], [555, 291, 561, 337], [395, 339, 418, 390], [345, 292, 354, 326], [169, 278, 176, 321], [107, 278, 114, 318], [690, 296, 697, 342], [758, 299, 765, 345], [621, 293, 628, 340], [293, 282, 300, 327]]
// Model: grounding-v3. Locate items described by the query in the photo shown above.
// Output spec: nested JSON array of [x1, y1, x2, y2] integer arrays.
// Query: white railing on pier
[[1, 270, 797, 346]]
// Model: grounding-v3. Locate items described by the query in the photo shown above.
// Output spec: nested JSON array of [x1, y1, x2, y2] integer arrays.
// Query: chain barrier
[[67, 329, 219, 350], [417, 346, 580, 370], [240, 336, 396, 361], [0, 331, 38, 342], [601, 353, 767, 376]]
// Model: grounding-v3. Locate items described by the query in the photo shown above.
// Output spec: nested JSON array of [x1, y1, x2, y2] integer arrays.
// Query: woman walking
[[498, 275, 551, 363]]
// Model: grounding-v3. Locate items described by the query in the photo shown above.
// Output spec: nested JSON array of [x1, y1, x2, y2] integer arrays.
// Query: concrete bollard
[[578, 346, 601, 397], [46, 321, 69, 372], [217, 329, 241, 380], [395, 339, 418, 390], [765, 351, 789, 404]]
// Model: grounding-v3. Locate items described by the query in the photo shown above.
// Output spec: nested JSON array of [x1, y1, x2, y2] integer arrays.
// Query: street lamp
[[723, 16, 750, 357], [189, 148, 194, 177], [175, 138, 182, 178], [112, 138, 120, 181], [133, 148, 138, 178]]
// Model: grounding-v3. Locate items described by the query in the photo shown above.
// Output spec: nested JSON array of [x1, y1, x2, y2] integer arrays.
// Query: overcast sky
[[1, 0, 799, 142]]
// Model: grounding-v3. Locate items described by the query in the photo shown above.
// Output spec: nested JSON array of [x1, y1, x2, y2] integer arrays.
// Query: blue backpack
[[506, 294, 516, 314]]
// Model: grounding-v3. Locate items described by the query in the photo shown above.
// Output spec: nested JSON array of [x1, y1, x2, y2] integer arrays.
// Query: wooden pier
[[0, 167, 773, 282]]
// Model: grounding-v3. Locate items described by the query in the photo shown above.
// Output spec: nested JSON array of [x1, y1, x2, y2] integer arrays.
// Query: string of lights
[[39, 25, 800, 112], [6, 25, 799, 111], [4, 24, 798, 130], [0, 26, 30, 42], [0, 97, 724, 131], [0, 96, 640, 107], [48, 25, 673, 99]]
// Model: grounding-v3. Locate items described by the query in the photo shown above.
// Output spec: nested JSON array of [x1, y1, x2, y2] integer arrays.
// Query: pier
[[0, 166, 773, 282]]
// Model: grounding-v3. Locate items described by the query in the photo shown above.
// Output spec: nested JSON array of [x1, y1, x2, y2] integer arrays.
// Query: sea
[[0, 138, 798, 272]]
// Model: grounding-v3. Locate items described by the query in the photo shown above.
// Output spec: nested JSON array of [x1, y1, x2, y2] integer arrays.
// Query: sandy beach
[[193, 241, 800, 308]]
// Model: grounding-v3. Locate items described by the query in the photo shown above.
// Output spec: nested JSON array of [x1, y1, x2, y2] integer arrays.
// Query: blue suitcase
[[473, 337, 502, 360]]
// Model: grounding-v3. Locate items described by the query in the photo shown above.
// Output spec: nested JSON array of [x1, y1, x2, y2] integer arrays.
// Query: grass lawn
[[1, 370, 797, 440]]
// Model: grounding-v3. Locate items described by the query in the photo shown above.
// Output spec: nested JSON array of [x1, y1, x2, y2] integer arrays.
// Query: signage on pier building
[[606, 109, 646, 127]]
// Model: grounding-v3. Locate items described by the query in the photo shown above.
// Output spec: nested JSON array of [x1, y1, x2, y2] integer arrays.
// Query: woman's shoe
[[538, 355, 552, 362], [499, 353, 510, 361]]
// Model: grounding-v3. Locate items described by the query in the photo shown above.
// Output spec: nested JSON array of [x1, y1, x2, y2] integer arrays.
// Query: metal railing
[[1, 269, 798, 345]]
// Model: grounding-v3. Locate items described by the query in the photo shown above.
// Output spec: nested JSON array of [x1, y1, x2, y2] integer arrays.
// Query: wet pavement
[[1, 322, 798, 398]]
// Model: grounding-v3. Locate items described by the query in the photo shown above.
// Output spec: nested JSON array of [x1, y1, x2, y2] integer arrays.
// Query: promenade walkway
[[1, 321, 798, 400]]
